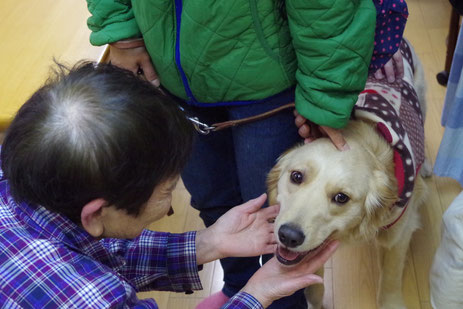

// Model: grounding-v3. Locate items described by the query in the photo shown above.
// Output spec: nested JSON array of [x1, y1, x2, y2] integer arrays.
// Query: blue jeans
[[180, 89, 307, 308]]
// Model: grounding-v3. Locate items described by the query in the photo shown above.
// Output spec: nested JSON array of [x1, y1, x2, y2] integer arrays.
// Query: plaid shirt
[[0, 163, 262, 308]]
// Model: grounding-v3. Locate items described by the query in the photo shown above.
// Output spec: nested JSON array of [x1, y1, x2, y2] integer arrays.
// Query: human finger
[[140, 61, 160, 87], [300, 240, 339, 274], [304, 137, 316, 144], [294, 114, 307, 128], [298, 124, 311, 139], [393, 50, 404, 80], [108, 46, 139, 74], [303, 123, 323, 144], [239, 194, 267, 213], [297, 274, 324, 285], [286, 274, 324, 291], [261, 243, 278, 255], [383, 60, 395, 83], [319, 126, 349, 151], [267, 231, 277, 245], [111, 57, 138, 75], [374, 68, 384, 80], [259, 204, 280, 219]]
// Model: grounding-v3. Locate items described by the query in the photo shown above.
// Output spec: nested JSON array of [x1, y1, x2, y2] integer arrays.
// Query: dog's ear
[[366, 170, 398, 212], [356, 123, 398, 223], [266, 160, 282, 205], [359, 168, 398, 237]]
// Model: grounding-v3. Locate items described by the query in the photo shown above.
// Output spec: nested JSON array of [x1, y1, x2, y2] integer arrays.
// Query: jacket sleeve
[[286, 0, 376, 128], [86, 0, 141, 46]]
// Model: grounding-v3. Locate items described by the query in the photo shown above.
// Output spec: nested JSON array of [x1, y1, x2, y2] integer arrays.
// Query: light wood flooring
[[0, 0, 461, 308], [0, 0, 105, 130]]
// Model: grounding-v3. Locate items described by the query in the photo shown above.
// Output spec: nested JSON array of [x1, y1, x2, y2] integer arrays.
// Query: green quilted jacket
[[87, 0, 375, 128]]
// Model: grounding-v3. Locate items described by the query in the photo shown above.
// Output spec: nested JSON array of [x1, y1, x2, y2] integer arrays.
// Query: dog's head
[[267, 122, 398, 265]]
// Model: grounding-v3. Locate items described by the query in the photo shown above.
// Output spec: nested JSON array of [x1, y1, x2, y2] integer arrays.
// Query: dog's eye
[[333, 193, 350, 205], [290, 171, 304, 184]]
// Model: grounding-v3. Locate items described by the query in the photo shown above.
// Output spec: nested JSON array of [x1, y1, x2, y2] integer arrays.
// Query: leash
[[181, 103, 296, 135]]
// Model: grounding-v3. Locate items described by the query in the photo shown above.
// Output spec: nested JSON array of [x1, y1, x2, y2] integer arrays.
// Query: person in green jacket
[[86, 1, 408, 308]]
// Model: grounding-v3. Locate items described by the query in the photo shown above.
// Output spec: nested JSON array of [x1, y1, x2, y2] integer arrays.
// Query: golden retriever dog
[[267, 40, 430, 309]]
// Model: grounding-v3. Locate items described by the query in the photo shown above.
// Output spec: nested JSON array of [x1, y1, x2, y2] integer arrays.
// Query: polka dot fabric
[[355, 40, 424, 208], [370, 0, 409, 72]]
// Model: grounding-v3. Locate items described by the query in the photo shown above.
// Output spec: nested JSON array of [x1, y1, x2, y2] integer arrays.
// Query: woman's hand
[[294, 110, 349, 151], [108, 44, 160, 87], [242, 241, 339, 308], [374, 50, 404, 83], [196, 194, 279, 265]]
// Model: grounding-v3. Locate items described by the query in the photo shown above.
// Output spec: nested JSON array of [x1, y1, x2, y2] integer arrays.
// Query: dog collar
[[380, 203, 409, 230]]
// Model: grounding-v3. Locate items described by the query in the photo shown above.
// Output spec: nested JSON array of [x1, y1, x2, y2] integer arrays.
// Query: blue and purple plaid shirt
[[0, 163, 262, 308]]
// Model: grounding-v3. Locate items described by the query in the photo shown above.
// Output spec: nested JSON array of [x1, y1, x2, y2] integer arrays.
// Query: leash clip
[[177, 105, 215, 135], [187, 116, 215, 135]]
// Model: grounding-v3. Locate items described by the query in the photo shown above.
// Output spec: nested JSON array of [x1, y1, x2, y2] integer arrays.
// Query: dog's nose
[[278, 224, 305, 248]]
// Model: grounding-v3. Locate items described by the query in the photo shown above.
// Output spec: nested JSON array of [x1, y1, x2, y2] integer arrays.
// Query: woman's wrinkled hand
[[196, 194, 279, 265], [242, 241, 339, 308]]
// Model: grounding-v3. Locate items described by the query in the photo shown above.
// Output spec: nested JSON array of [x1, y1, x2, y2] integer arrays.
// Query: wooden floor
[[143, 0, 462, 308], [0, 0, 461, 308], [0, 0, 104, 130]]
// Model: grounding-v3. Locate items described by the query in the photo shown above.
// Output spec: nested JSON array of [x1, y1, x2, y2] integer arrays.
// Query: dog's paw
[[420, 158, 433, 178]]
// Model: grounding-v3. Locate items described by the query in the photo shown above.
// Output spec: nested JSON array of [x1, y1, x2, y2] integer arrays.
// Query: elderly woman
[[0, 62, 338, 308]]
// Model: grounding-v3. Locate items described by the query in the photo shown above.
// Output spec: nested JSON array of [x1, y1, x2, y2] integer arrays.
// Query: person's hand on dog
[[242, 240, 339, 308], [374, 49, 404, 83], [108, 44, 160, 88], [195, 194, 279, 265], [294, 110, 349, 151]]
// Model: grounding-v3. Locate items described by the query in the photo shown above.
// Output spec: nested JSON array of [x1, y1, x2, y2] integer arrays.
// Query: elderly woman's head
[[1, 62, 194, 227]]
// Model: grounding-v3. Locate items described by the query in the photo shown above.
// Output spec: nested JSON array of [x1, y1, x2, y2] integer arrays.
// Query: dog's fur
[[267, 44, 429, 309]]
